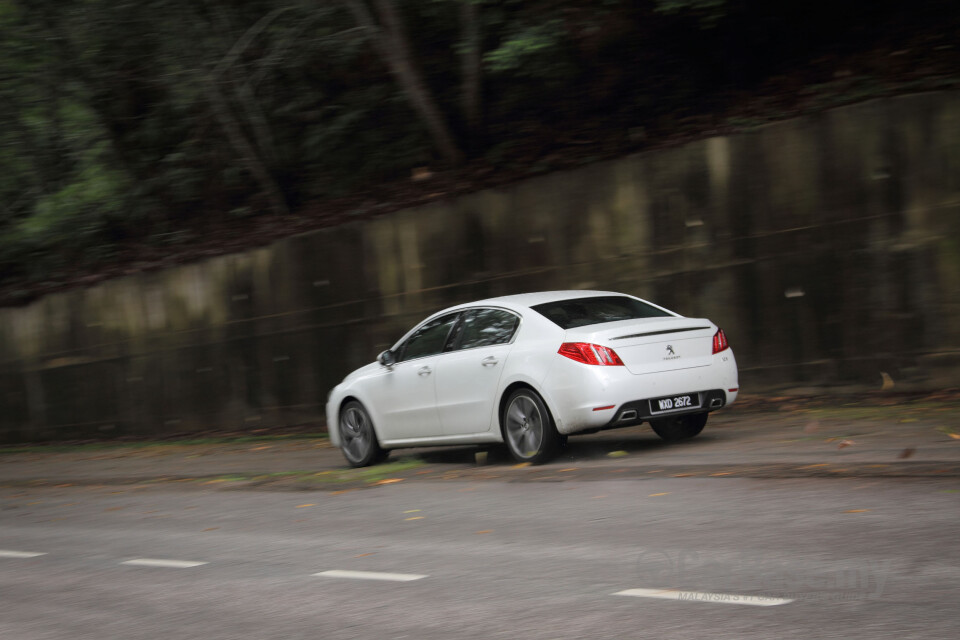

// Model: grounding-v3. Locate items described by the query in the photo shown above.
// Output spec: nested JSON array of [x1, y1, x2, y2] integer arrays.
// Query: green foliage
[[484, 19, 569, 76], [0, 0, 952, 300], [655, 0, 727, 22]]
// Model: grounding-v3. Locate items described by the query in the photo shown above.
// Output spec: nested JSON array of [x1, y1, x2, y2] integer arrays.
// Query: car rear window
[[531, 296, 671, 329]]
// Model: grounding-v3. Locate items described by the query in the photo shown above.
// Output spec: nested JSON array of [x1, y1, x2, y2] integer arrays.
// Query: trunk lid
[[564, 317, 716, 374]]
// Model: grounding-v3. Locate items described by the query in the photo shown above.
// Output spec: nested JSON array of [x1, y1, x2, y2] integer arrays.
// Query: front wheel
[[649, 412, 708, 441], [502, 388, 561, 464], [339, 400, 388, 467]]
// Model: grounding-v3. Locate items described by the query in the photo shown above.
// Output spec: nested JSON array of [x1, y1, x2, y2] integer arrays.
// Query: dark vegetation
[[1, 0, 957, 305]]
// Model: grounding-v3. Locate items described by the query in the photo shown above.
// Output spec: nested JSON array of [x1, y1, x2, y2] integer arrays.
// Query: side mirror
[[377, 349, 396, 368]]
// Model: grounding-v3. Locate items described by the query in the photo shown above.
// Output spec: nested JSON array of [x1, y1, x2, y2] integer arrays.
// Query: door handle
[[481, 356, 499, 367], [418, 366, 432, 376]]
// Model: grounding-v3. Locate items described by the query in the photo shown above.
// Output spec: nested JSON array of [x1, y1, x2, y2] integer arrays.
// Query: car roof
[[448, 290, 628, 312]]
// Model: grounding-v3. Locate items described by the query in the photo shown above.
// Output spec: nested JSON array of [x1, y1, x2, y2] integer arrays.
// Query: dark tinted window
[[457, 309, 520, 350], [531, 296, 671, 329], [398, 313, 460, 361]]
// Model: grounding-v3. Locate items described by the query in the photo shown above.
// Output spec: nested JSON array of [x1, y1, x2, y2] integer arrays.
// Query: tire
[[649, 412, 708, 442], [338, 400, 388, 467], [501, 388, 560, 464]]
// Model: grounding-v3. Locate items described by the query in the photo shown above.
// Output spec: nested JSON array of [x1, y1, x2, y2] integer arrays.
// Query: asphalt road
[[3, 475, 959, 638], [2, 394, 959, 639]]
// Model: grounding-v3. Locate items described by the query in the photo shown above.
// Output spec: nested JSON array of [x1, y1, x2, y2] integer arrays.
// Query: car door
[[435, 308, 521, 436], [373, 312, 460, 441]]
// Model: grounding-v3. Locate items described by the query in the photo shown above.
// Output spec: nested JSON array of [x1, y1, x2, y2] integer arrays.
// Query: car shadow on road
[[405, 427, 721, 467]]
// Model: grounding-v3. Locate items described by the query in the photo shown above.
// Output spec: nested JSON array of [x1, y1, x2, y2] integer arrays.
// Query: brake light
[[712, 328, 729, 354], [558, 342, 625, 366]]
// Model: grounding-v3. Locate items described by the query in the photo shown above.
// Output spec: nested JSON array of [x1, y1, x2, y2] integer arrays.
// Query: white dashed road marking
[[613, 588, 794, 606], [121, 558, 208, 568], [314, 570, 427, 582], [0, 550, 47, 558]]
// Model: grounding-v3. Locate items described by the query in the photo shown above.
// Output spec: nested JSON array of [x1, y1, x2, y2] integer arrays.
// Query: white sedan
[[326, 291, 739, 466]]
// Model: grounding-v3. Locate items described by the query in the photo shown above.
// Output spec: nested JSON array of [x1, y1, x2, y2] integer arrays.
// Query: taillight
[[712, 328, 729, 354], [558, 342, 625, 366]]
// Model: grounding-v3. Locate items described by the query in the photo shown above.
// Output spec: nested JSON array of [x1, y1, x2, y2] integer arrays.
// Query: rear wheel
[[339, 400, 388, 467], [502, 388, 560, 464], [650, 412, 708, 441]]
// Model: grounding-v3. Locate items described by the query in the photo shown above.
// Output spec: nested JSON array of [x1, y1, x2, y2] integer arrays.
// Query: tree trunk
[[459, 0, 482, 147], [205, 82, 289, 216], [206, 6, 293, 215], [343, 0, 464, 166]]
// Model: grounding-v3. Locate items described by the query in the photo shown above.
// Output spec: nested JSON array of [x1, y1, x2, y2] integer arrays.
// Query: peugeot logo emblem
[[666, 345, 675, 356]]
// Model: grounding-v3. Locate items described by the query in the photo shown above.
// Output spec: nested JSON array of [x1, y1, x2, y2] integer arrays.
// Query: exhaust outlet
[[618, 409, 638, 422], [709, 398, 723, 409]]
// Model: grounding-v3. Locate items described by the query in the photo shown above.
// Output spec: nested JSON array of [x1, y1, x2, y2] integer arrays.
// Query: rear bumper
[[601, 389, 729, 429], [541, 350, 739, 435]]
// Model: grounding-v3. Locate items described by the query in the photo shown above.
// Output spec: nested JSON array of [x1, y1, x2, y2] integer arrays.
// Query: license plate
[[649, 393, 701, 414]]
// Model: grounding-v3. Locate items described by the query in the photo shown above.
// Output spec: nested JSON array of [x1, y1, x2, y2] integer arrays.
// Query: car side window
[[397, 313, 461, 362], [456, 308, 520, 350]]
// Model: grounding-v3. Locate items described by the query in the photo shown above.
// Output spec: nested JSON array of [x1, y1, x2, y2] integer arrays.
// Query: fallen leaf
[[900, 418, 917, 423], [405, 516, 424, 521], [411, 166, 433, 181], [709, 472, 733, 476], [844, 509, 871, 513], [837, 439, 856, 449], [372, 478, 404, 485], [250, 445, 272, 451], [403, 509, 421, 513], [591, 495, 608, 499], [354, 553, 377, 558], [512, 462, 531, 468], [475, 530, 493, 535], [607, 451, 629, 458], [474, 451, 488, 464], [672, 473, 694, 477], [898, 448, 915, 459], [880, 372, 895, 390], [559, 468, 579, 472], [202, 527, 219, 532], [798, 463, 830, 469], [295, 503, 317, 508], [330, 489, 356, 495], [648, 492, 670, 497]]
